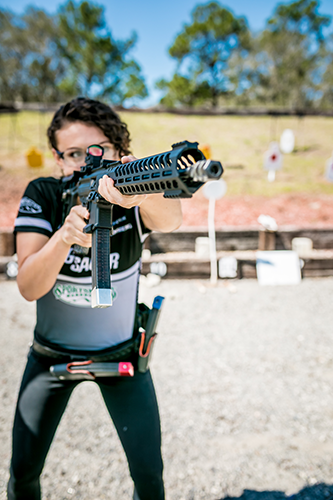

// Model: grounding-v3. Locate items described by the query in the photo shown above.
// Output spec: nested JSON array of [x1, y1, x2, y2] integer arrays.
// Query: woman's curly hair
[[47, 97, 132, 157]]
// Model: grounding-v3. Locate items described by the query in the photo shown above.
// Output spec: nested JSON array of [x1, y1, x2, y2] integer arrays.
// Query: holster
[[38, 296, 165, 380], [137, 296, 164, 373]]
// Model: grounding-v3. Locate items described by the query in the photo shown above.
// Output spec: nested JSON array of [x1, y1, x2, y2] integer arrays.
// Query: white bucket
[[291, 237, 313, 256], [195, 237, 210, 257]]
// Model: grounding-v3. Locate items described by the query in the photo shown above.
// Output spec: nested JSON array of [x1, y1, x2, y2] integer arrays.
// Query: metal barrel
[[187, 159, 223, 182]]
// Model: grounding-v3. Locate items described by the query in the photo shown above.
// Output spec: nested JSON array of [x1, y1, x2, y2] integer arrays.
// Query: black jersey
[[14, 177, 150, 351]]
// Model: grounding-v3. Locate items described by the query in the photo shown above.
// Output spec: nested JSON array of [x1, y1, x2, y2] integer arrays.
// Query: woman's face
[[52, 121, 120, 177]]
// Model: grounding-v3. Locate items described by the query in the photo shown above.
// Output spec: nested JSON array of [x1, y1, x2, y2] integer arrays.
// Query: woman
[[8, 97, 182, 500]]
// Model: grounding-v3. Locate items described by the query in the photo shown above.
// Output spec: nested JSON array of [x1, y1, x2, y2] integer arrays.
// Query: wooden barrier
[[1, 227, 333, 278], [1, 226, 333, 257], [141, 250, 333, 280], [145, 227, 333, 254]]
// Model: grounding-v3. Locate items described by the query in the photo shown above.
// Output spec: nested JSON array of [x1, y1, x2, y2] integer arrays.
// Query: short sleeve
[[14, 177, 61, 238]]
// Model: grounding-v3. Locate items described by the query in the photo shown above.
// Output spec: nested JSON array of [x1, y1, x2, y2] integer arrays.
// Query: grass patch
[[1, 111, 333, 197]]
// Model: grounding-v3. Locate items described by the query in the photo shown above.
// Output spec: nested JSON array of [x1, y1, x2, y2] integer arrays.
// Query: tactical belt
[[32, 295, 165, 381], [32, 337, 137, 362], [32, 338, 138, 380]]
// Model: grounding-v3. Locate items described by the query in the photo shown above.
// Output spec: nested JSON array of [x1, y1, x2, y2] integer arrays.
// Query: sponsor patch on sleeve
[[19, 197, 43, 214]]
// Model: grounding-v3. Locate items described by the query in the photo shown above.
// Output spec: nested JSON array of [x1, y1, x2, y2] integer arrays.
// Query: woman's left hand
[[98, 155, 148, 209]]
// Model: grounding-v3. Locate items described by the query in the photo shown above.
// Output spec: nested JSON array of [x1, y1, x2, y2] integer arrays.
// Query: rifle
[[61, 140, 223, 308]]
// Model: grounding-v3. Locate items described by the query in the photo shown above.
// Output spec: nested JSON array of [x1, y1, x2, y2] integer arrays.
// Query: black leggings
[[7, 348, 164, 500]]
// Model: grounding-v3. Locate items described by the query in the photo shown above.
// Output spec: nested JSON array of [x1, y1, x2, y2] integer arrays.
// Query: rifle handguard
[[61, 141, 224, 308]]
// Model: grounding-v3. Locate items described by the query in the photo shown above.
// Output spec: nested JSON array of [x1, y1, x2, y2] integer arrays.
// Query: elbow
[[176, 211, 183, 230], [17, 276, 54, 302], [160, 201, 183, 233], [170, 209, 183, 232], [17, 272, 42, 302], [24, 296, 36, 303], [158, 212, 183, 233], [17, 278, 36, 302], [18, 291, 35, 302]]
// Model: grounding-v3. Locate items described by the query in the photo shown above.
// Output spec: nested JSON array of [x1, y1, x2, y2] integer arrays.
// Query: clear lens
[[103, 145, 118, 161], [63, 149, 85, 165]]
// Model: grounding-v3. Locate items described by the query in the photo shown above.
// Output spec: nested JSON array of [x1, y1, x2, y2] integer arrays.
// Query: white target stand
[[264, 142, 283, 182], [280, 129, 295, 154], [202, 180, 227, 285], [325, 152, 333, 183]]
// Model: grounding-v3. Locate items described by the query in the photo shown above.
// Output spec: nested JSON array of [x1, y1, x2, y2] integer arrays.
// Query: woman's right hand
[[17, 205, 92, 301], [60, 205, 92, 248]]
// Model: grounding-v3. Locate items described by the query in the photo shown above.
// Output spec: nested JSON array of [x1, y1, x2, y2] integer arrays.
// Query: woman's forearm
[[17, 205, 92, 301], [17, 231, 72, 301], [139, 194, 183, 232]]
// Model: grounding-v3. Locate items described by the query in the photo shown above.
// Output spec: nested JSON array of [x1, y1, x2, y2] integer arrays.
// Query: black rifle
[[61, 140, 223, 308]]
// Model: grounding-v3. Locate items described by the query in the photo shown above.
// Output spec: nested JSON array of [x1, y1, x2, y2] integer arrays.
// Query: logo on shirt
[[65, 249, 120, 273], [53, 283, 117, 307], [19, 197, 43, 214]]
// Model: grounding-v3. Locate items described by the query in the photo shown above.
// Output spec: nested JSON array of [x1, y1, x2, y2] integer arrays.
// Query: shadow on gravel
[[220, 483, 333, 500]]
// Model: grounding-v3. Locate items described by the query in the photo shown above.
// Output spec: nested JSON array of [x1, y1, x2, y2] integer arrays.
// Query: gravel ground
[[1, 276, 333, 500]]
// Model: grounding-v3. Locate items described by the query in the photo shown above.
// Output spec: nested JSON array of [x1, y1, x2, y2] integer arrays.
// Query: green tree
[[22, 7, 69, 102], [255, 0, 331, 110], [0, 1, 148, 105], [57, 0, 147, 104], [319, 33, 333, 109], [0, 10, 22, 102], [156, 75, 212, 108], [0, 7, 66, 103], [156, 2, 251, 108]]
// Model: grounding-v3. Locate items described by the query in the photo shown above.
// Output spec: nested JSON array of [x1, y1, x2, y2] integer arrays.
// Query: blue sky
[[1, 0, 333, 106]]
